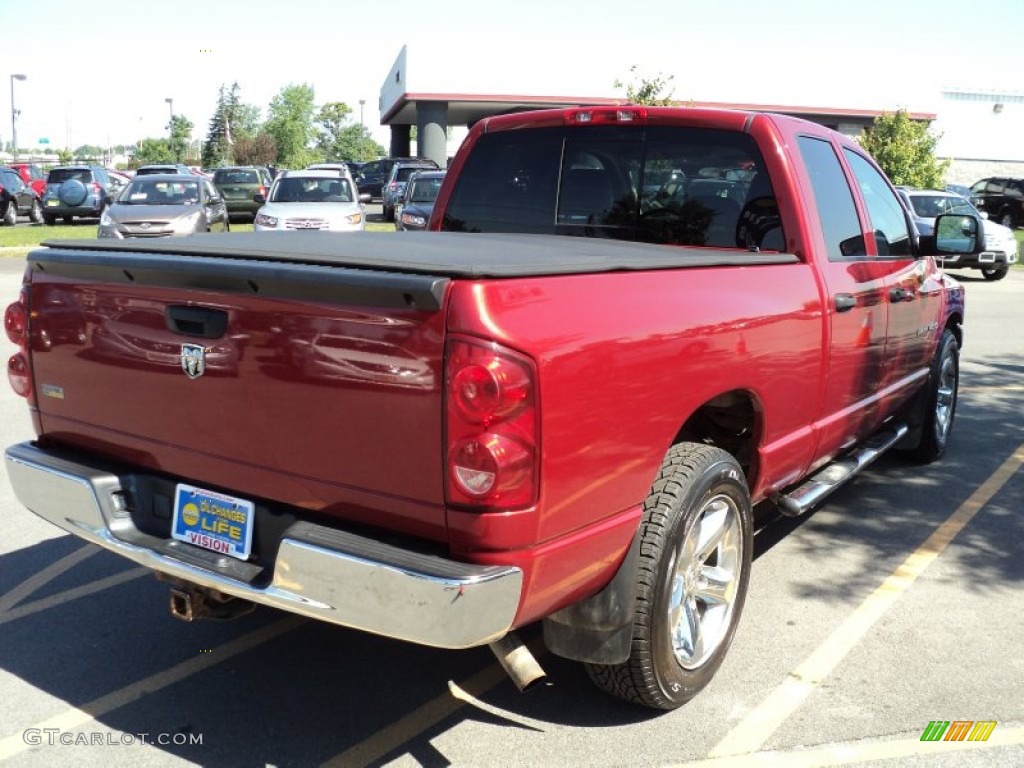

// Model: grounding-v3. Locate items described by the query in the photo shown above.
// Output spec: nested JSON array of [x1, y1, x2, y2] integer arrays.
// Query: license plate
[[172, 483, 254, 560], [46, 199, 59, 207]]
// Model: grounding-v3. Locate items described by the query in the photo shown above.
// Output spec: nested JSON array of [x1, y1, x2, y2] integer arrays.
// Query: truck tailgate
[[24, 243, 451, 541]]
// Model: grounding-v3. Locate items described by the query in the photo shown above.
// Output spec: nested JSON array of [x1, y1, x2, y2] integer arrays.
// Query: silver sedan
[[98, 174, 230, 238]]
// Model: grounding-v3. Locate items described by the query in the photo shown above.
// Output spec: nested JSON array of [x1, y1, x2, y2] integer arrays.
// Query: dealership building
[[379, 46, 1023, 186]]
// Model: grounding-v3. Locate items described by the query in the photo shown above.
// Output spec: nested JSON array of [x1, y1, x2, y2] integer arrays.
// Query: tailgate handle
[[166, 305, 228, 339]]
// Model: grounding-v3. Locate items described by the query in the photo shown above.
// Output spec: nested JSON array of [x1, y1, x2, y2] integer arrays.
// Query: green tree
[[169, 114, 193, 163], [133, 138, 174, 166], [57, 148, 73, 164], [263, 83, 318, 168], [75, 144, 104, 159], [314, 102, 385, 161], [203, 83, 249, 168], [614, 65, 676, 106], [859, 110, 950, 188]]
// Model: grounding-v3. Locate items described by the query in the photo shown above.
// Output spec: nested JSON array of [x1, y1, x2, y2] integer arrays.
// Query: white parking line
[[0, 544, 97, 613], [675, 724, 1024, 767], [0, 567, 148, 627], [0, 615, 303, 761]]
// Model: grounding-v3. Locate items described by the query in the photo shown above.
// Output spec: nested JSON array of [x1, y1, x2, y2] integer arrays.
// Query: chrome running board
[[772, 423, 909, 517]]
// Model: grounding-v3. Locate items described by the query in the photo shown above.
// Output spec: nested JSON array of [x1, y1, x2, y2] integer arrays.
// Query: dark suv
[[0, 167, 43, 225], [381, 159, 440, 221], [969, 177, 1024, 229], [355, 157, 425, 201], [41, 165, 113, 224]]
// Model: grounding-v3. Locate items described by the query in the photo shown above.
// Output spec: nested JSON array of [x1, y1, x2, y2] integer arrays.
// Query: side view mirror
[[924, 213, 984, 256], [358, 193, 372, 204], [253, 193, 266, 205]]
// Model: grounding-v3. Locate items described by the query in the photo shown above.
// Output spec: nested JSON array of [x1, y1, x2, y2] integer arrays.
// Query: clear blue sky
[[3, 0, 1021, 153]]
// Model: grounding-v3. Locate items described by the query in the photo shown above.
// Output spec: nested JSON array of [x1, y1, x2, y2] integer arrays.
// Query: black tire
[[59, 179, 88, 206], [908, 329, 959, 464], [29, 199, 43, 224], [585, 443, 753, 710], [998, 210, 1016, 229], [43, 214, 56, 226], [1, 201, 15, 226], [980, 266, 1008, 281]]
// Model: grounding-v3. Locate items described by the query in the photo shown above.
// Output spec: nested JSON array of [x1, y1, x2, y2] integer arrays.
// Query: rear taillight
[[445, 336, 538, 510], [5, 293, 32, 399], [91, 182, 102, 196], [258, 185, 267, 197]]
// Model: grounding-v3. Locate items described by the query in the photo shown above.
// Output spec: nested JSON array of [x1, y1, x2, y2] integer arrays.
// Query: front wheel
[[29, 199, 43, 224], [908, 329, 959, 463], [585, 443, 752, 710], [999, 210, 1017, 229], [1, 201, 15, 226], [980, 266, 1008, 281]]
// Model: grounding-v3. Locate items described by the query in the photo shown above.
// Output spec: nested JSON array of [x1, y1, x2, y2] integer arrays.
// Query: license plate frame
[[171, 483, 255, 561]]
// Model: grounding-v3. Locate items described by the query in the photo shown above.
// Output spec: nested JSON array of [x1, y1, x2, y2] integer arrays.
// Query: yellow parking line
[[0, 615, 303, 761], [708, 442, 1024, 758], [0, 544, 97, 613], [676, 724, 1024, 767], [0, 567, 148, 627]]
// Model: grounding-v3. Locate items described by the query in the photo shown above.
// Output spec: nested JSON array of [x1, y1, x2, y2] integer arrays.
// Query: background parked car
[[41, 165, 113, 225], [381, 159, 440, 222], [395, 170, 446, 231], [7, 162, 47, 197], [969, 177, 1024, 229], [354, 157, 426, 201], [107, 170, 132, 200], [135, 163, 194, 176], [897, 187, 1018, 281], [253, 169, 367, 232], [0, 167, 44, 225], [98, 174, 229, 239], [212, 166, 273, 222]]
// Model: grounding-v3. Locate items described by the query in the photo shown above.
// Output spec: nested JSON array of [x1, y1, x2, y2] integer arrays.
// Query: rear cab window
[[441, 124, 783, 252]]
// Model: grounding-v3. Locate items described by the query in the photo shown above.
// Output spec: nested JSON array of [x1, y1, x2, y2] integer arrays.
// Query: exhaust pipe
[[488, 632, 547, 692], [168, 583, 255, 622]]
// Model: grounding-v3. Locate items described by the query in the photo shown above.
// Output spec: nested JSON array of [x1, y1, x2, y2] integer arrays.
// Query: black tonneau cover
[[44, 231, 798, 278]]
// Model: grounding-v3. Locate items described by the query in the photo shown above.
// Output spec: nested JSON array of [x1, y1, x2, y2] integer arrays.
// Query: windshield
[[269, 177, 353, 203], [910, 194, 976, 219], [120, 179, 201, 205], [407, 177, 443, 204]]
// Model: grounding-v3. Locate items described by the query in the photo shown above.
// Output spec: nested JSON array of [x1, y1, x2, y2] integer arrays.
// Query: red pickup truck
[[4, 107, 980, 710]]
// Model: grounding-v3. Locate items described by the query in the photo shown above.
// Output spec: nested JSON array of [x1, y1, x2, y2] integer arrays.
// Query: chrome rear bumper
[[5, 442, 522, 649]]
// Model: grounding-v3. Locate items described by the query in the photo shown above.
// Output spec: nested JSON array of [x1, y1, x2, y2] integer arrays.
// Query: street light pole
[[359, 99, 365, 127], [10, 73, 27, 160], [165, 97, 174, 160]]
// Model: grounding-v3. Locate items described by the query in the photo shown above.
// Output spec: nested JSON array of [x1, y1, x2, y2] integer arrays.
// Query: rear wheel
[[43, 214, 56, 226], [585, 443, 752, 710], [981, 266, 1008, 281], [29, 199, 43, 224]]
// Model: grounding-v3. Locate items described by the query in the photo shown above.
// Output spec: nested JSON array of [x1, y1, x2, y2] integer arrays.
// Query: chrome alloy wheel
[[667, 493, 744, 670], [934, 344, 957, 442]]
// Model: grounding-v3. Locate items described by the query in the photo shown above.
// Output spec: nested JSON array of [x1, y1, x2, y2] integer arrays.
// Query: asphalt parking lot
[[0, 257, 1020, 767]]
